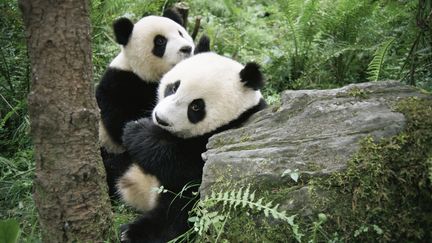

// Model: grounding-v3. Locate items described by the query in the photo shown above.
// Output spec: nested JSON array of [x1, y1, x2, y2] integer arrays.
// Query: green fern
[[367, 38, 395, 82], [0, 99, 25, 130], [183, 186, 303, 242], [222, 0, 239, 16]]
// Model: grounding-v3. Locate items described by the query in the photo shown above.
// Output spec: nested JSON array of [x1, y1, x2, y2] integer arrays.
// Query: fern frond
[[223, 191, 229, 206], [207, 187, 297, 225], [222, 0, 239, 16], [234, 187, 242, 208], [367, 38, 395, 82], [188, 186, 303, 242], [249, 191, 255, 204]]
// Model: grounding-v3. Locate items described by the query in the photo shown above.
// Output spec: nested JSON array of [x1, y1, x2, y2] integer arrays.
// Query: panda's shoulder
[[123, 118, 180, 149], [123, 118, 156, 138], [97, 68, 157, 95], [98, 68, 141, 88]]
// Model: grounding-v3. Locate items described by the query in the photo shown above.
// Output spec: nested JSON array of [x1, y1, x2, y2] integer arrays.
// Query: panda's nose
[[179, 46, 192, 55], [155, 113, 170, 127]]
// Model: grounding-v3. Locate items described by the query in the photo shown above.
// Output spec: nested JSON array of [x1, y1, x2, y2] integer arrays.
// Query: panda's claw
[[120, 230, 129, 242], [120, 224, 130, 243]]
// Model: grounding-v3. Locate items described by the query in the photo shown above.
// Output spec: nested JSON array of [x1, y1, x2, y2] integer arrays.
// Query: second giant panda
[[118, 52, 267, 242], [96, 9, 210, 196]]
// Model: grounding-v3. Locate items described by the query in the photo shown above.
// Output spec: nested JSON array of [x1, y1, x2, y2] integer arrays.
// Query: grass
[[0, 149, 40, 241]]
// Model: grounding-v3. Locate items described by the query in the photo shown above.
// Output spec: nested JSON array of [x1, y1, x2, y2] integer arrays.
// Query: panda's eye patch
[[153, 35, 167, 58], [154, 35, 167, 46], [188, 99, 206, 124], [178, 31, 184, 37], [164, 80, 181, 97]]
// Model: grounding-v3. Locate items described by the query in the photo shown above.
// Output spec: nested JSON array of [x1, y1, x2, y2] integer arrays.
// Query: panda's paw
[[119, 224, 131, 243]]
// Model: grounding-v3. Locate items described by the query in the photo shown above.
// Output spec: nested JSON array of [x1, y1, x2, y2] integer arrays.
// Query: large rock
[[199, 81, 432, 242], [201, 81, 426, 195]]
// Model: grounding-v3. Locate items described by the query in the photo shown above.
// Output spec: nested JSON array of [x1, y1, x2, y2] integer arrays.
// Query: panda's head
[[111, 10, 195, 82], [152, 53, 265, 138]]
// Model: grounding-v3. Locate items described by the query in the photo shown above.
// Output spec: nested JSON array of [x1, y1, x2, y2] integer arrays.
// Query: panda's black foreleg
[[120, 193, 193, 243], [120, 208, 166, 243], [100, 148, 132, 200]]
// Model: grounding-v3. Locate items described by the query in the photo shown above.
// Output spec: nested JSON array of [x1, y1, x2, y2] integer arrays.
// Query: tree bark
[[18, 0, 112, 242]]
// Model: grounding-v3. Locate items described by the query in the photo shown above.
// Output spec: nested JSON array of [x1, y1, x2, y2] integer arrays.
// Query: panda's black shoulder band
[[202, 98, 267, 139]]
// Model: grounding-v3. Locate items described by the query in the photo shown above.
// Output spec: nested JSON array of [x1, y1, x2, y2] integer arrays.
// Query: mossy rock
[[200, 81, 432, 242]]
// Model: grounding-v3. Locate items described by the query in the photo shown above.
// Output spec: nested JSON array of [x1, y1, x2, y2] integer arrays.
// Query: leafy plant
[[309, 213, 328, 243], [282, 168, 300, 182], [367, 38, 395, 81], [172, 186, 302, 242], [0, 219, 20, 243]]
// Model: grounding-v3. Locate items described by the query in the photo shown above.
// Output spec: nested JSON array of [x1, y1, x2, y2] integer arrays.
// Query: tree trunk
[[18, 0, 112, 242]]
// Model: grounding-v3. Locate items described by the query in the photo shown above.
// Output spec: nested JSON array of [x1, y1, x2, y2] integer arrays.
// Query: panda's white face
[[152, 53, 263, 138], [111, 16, 194, 82]]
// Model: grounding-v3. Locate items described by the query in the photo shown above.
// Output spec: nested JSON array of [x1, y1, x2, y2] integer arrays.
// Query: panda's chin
[[170, 54, 191, 68], [181, 53, 192, 59], [155, 124, 191, 139], [157, 124, 182, 137], [152, 116, 175, 133]]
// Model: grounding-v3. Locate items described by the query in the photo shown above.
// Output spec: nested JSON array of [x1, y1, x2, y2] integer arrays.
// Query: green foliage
[[0, 150, 39, 241], [107, 203, 138, 243], [399, 0, 432, 88], [347, 87, 369, 99], [0, 2, 36, 240], [0, 1, 31, 156], [0, 219, 20, 243], [282, 168, 300, 182], [188, 0, 431, 91], [172, 186, 302, 242], [367, 38, 395, 82], [309, 213, 328, 243]]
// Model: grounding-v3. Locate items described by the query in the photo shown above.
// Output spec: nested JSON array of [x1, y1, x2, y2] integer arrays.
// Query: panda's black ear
[[163, 8, 184, 26], [240, 62, 264, 90], [113, 18, 134, 46], [194, 35, 211, 54]]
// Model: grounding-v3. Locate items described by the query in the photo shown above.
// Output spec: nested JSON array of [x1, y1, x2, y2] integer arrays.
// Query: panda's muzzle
[[155, 113, 170, 127]]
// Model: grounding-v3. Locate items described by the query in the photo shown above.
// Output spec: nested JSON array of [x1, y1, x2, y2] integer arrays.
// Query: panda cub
[[119, 53, 267, 242], [96, 9, 210, 196]]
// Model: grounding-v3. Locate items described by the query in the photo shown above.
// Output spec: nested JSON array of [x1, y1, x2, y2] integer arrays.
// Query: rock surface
[[200, 81, 426, 196]]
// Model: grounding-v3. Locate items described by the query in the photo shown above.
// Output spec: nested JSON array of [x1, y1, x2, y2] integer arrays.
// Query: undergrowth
[[171, 185, 302, 243], [189, 0, 431, 92], [0, 149, 38, 241]]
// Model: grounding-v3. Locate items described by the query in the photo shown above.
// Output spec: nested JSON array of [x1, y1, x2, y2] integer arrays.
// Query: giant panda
[[118, 52, 267, 242], [96, 9, 210, 197]]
